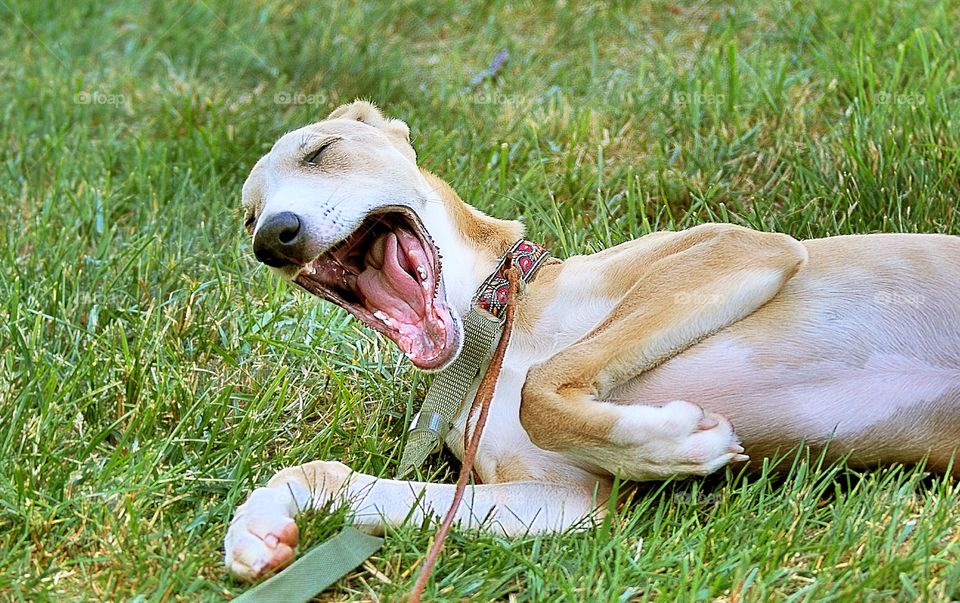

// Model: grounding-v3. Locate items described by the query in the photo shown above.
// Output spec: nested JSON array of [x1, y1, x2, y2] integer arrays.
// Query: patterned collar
[[473, 239, 555, 318]]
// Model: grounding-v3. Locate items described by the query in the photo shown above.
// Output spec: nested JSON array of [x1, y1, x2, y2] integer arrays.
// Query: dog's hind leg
[[224, 460, 606, 581], [520, 224, 808, 481]]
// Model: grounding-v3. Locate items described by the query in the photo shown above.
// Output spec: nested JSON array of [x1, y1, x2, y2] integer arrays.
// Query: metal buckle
[[408, 411, 450, 452]]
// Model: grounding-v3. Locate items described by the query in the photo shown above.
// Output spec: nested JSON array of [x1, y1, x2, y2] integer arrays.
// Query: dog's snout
[[253, 211, 307, 268]]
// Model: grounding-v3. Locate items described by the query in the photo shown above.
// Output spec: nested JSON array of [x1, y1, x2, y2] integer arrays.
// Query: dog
[[224, 100, 960, 581]]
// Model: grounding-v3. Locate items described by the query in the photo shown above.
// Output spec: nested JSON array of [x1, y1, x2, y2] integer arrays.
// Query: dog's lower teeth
[[373, 311, 392, 325], [416, 266, 427, 280]]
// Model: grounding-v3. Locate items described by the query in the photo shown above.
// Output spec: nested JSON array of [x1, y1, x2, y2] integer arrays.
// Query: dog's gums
[[293, 209, 459, 370]]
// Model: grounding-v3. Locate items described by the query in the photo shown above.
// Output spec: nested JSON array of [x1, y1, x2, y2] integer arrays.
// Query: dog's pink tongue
[[356, 232, 423, 324]]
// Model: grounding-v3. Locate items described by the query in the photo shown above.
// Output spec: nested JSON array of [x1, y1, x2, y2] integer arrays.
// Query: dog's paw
[[656, 400, 748, 475], [224, 461, 354, 582], [224, 487, 301, 581], [608, 400, 748, 480]]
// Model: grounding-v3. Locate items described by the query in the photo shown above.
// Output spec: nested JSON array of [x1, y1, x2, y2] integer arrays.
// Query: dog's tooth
[[373, 310, 392, 325], [416, 265, 427, 281]]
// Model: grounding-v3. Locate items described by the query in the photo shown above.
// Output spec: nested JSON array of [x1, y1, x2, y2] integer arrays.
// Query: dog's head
[[241, 101, 468, 370]]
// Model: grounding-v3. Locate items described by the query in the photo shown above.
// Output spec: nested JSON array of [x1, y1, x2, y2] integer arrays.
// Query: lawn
[[2, 0, 960, 600]]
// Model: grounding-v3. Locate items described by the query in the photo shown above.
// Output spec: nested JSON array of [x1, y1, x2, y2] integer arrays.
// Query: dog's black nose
[[253, 211, 306, 267]]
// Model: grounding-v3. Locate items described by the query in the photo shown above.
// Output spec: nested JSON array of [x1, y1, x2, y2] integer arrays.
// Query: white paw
[[224, 487, 301, 581], [225, 461, 354, 582], [608, 400, 747, 480]]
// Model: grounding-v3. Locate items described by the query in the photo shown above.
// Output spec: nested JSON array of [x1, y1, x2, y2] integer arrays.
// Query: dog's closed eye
[[303, 138, 340, 166], [243, 210, 257, 234]]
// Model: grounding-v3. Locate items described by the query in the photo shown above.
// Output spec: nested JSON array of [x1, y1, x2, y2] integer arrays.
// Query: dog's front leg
[[521, 224, 808, 481], [224, 460, 604, 581]]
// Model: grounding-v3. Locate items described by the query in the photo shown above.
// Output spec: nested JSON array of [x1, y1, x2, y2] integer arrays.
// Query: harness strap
[[397, 307, 502, 477]]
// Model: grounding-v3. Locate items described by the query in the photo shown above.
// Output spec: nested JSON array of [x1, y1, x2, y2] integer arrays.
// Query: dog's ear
[[327, 100, 416, 164]]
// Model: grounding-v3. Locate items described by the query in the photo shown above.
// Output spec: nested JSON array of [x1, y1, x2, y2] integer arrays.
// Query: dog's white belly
[[611, 335, 960, 445], [608, 235, 960, 462]]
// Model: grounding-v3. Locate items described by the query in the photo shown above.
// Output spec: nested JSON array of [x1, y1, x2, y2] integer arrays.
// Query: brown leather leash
[[408, 256, 521, 603]]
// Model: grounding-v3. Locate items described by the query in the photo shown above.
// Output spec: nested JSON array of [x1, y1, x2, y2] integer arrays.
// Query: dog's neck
[[417, 169, 525, 316]]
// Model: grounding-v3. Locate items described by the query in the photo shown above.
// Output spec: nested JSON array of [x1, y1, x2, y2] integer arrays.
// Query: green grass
[[2, 0, 959, 600]]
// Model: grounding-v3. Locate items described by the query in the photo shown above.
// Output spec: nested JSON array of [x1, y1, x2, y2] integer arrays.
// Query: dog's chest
[[446, 367, 592, 484], [444, 363, 539, 479], [440, 269, 622, 483]]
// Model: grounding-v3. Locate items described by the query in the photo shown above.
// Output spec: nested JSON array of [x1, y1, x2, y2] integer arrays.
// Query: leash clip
[[407, 411, 450, 452]]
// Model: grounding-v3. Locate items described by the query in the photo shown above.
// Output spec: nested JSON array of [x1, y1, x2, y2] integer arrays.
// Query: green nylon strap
[[396, 307, 503, 478], [231, 527, 383, 603]]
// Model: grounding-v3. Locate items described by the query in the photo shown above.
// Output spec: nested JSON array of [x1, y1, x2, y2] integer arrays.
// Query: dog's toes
[[697, 416, 720, 431], [225, 516, 299, 581], [224, 492, 301, 582], [248, 515, 300, 550], [677, 411, 747, 473]]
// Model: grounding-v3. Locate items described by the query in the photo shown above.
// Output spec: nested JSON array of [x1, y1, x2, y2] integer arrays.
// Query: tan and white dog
[[224, 101, 960, 581]]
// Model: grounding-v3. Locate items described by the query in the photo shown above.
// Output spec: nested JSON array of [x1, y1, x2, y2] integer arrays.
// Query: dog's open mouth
[[294, 208, 459, 370]]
